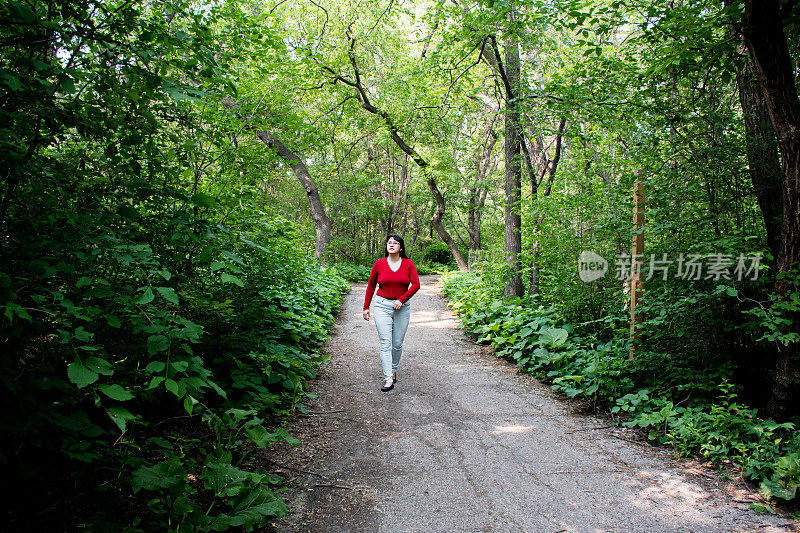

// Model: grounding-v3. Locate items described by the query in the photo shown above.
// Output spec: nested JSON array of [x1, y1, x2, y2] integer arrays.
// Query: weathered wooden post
[[629, 173, 645, 359]]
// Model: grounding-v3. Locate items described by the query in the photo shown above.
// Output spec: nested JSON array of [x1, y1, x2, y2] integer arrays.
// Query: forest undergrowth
[[2, 212, 349, 530]]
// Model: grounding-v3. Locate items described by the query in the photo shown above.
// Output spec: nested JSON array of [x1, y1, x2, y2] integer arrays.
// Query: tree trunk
[[467, 186, 488, 251], [734, 48, 783, 260], [742, 0, 800, 420], [256, 131, 332, 261], [429, 174, 469, 270], [387, 153, 411, 235], [468, 185, 479, 250], [503, 37, 524, 297], [468, 125, 498, 253]]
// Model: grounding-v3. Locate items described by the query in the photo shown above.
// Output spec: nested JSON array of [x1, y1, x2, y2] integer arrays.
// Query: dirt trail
[[265, 276, 797, 532]]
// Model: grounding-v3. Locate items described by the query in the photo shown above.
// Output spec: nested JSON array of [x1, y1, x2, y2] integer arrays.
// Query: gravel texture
[[265, 275, 798, 533]]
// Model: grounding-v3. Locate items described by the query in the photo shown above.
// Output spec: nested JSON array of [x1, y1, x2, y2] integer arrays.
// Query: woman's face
[[386, 238, 401, 255]]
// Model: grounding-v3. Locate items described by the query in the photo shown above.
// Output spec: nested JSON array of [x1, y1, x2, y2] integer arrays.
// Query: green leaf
[[540, 327, 568, 348], [207, 378, 227, 399], [105, 314, 121, 328], [77, 345, 100, 352], [147, 334, 170, 355], [10, 2, 38, 23], [272, 427, 300, 446], [59, 74, 76, 94], [68, 360, 99, 388], [245, 426, 277, 448], [100, 384, 135, 401], [86, 356, 114, 375], [200, 463, 248, 496], [131, 459, 187, 493], [145, 361, 166, 373], [243, 427, 298, 449], [135, 287, 155, 305], [171, 360, 189, 372], [190, 192, 217, 208], [221, 250, 245, 265], [74, 326, 94, 342], [164, 81, 208, 103], [156, 286, 179, 305], [197, 245, 215, 263], [177, 318, 203, 343], [4, 302, 32, 322], [240, 237, 268, 252], [0, 71, 22, 91], [164, 378, 180, 396], [107, 406, 136, 432], [760, 479, 797, 501], [183, 395, 197, 415], [220, 273, 244, 287]]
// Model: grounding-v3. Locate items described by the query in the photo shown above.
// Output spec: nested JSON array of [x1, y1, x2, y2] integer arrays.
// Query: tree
[[733, 48, 783, 262], [502, 34, 525, 297], [487, 32, 524, 296], [741, 0, 800, 420], [256, 131, 332, 260], [525, 117, 567, 295], [323, 34, 469, 270], [468, 117, 499, 254]]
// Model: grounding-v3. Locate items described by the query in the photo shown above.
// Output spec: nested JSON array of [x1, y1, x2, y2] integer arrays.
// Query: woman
[[363, 234, 420, 392]]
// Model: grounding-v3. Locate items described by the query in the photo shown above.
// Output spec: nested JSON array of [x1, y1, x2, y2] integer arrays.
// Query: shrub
[[2, 210, 350, 529], [422, 242, 455, 265], [329, 262, 371, 282]]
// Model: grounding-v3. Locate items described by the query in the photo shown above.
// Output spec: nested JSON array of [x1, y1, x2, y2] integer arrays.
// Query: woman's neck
[[387, 253, 401, 261]]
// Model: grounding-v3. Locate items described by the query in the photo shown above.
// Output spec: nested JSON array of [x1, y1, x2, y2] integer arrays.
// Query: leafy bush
[[421, 242, 456, 265], [329, 262, 371, 282], [2, 208, 349, 529], [416, 261, 453, 275]]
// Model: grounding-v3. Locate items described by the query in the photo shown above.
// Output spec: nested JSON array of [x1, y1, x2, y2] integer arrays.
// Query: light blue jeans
[[372, 295, 411, 382]]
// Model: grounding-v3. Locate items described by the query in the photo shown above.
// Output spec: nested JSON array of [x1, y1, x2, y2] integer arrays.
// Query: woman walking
[[363, 235, 420, 392]]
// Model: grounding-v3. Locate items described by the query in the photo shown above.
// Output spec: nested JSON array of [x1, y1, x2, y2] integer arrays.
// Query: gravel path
[[265, 275, 797, 532]]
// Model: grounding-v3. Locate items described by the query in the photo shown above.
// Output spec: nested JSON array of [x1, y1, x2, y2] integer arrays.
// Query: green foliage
[[422, 242, 456, 266], [743, 266, 800, 347], [329, 262, 371, 282], [416, 262, 455, 275], [0, 0, 349, 529], [442, 270, 800, 503]]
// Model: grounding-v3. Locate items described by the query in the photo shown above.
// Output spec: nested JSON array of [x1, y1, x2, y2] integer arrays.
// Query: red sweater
[[364, 258, 420, 309]]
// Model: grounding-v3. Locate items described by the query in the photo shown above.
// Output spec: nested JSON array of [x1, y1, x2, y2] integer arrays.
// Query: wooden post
[[629, 173, 645, 359]]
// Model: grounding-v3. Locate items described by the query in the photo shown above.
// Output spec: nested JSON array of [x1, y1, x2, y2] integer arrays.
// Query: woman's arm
[[397, 260, 420, 304], [363, 260, 381, 316]]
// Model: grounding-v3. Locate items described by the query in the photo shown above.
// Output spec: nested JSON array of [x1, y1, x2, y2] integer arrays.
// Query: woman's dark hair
[[384, 234, 407, 259]]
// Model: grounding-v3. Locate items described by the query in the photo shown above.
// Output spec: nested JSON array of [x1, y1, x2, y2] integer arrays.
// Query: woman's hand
[[392, 300, 403, 310], [362, 309, 370, 321]]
